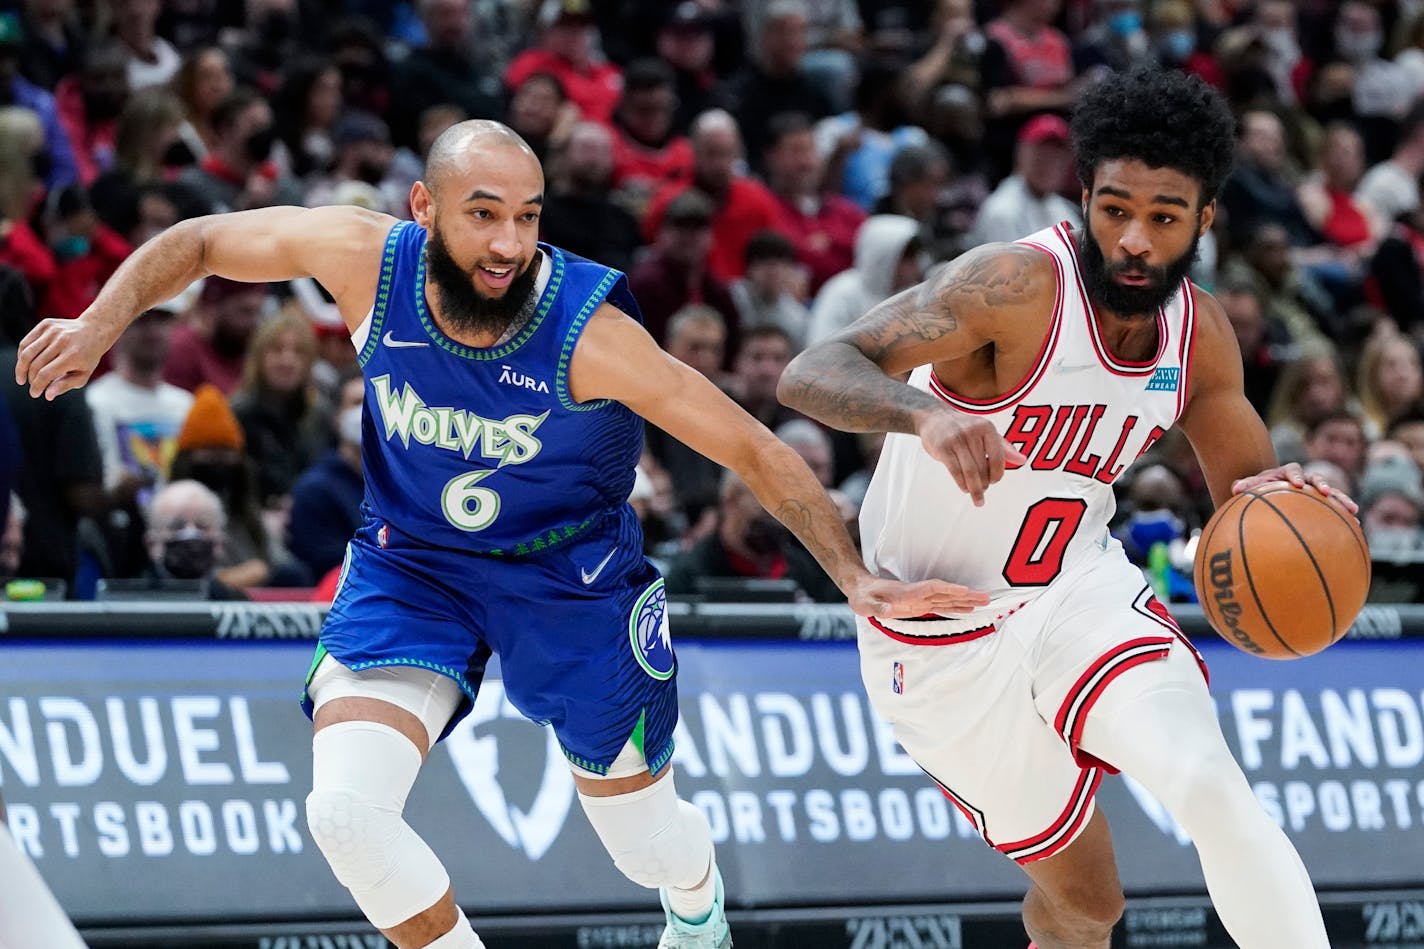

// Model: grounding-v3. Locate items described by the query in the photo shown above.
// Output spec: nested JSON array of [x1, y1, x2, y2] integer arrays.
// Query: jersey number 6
[[1003, 497, 1088, 586], [441, 469, 502, 532]]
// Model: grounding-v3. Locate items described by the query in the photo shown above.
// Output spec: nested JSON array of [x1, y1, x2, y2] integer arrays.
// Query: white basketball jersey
[[859, 222, 1198, 618]]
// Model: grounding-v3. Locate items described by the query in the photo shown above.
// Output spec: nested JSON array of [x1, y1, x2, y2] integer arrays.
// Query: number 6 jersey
[[859, 222, 1198, 618], [351, 221, 645, 556]]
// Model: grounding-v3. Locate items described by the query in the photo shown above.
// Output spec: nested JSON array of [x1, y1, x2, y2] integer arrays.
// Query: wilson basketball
[[1193, 483, 1370, 659]]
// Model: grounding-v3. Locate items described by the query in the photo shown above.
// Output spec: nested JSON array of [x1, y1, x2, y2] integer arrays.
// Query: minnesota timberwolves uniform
[[857, 222, 1208, 864], [301, 221, 677, 776]]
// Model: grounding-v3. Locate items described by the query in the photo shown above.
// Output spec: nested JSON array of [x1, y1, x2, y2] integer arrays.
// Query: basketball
[[1193, 483, 1371, 659]]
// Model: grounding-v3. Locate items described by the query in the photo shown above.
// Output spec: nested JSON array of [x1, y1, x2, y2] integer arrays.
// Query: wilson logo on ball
[[1208, 549, 1265, 656]]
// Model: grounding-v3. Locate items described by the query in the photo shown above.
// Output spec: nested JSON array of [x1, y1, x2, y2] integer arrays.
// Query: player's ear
[[1197, 199, 1216, 238], [410, 181, 434, 227]]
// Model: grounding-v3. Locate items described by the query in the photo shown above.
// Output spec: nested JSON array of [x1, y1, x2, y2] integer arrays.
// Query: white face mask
[[338, 404, 363, 446], [1336, 27, 1381, 62]]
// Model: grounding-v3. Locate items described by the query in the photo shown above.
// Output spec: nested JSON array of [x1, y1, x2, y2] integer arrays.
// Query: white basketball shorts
[[857, 549, 1207, 865]]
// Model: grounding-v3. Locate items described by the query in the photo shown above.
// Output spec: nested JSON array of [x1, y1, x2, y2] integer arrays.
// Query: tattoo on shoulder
[[859, 246, 1038, 360]]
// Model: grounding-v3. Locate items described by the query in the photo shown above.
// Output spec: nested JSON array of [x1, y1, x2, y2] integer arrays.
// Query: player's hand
[[14, 316, 111, 400], [915, 408, 1027, 506], [1231, 463, 1359, 515], [845, 575, 991, 618]]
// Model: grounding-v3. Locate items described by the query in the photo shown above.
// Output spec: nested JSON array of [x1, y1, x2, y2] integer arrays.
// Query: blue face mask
[[1127, 508, 1185, 553], [53, 234, 90, 261], [1162, 28, 1194, 61], [1109, 10, 1142, 37]]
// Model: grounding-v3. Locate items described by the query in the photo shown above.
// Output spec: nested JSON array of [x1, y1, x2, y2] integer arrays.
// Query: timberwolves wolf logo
[[630, 579, 675, 681], [443, 681, 575, 861]]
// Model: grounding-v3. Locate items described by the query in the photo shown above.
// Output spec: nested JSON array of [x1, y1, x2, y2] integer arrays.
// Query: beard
[[1078, 217, 1199, 319], [424, 227, 540, 340]]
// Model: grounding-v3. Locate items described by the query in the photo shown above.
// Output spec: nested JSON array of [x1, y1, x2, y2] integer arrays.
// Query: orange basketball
[[1193, 483, 1371, 659]]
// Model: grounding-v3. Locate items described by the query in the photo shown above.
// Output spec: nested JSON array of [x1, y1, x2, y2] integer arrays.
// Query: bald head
[[423, 119, 542, 198]]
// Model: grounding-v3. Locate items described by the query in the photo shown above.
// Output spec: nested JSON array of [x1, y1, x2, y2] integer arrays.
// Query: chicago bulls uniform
[[856, 222, 1207, 864]]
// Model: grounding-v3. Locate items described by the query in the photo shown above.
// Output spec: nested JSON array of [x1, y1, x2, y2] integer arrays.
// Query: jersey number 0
[[1003, 497, 1088, 586]]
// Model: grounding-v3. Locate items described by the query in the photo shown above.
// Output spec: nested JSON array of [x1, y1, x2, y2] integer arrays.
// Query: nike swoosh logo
[[1053, 358, 1096, 374], [580, 546, 618, 585], [383, 331, 430, 349]]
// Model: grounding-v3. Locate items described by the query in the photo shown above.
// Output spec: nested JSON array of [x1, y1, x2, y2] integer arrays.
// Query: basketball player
[[0, 792, 88, 947], [780, 67, 1357, 949], [15, 121, 981, 949]]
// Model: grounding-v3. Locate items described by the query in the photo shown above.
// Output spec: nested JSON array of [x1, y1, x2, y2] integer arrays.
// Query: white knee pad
[[306, 721, 451, 929], [579, 773, 714, 890]]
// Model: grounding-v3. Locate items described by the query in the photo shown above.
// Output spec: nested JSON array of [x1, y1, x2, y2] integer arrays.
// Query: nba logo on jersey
[[377, 524, 389, 548], [1145, 367, 1180, 392], [892, 661, 905, 694]]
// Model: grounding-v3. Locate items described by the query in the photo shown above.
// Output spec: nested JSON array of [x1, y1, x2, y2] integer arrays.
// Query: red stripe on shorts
[[867, 615, 998, 645], [1054, 637, 1174, 774], [996, 766, 1103, 864]]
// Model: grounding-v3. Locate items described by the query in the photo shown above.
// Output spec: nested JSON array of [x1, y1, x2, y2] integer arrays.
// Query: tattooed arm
[[569, 303, 991, 617], [780, 242, 1049, 504]]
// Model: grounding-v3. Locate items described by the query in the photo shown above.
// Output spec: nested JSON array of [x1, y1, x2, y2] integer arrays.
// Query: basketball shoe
[[657, 869, 732, 948]]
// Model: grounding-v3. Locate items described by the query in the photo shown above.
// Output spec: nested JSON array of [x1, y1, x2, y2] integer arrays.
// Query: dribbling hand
[[1231, 462, 1359, 515], [846, 575, 991, 619], [915, 409, 1027, 506], [14, 317, 111, 400]]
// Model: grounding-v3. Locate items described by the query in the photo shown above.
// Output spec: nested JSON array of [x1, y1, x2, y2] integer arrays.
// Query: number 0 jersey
[[351, 221, 645, 555], [859, 222, 1199, 619]]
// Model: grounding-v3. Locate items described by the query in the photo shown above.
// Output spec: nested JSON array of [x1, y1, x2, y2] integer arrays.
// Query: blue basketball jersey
[[355, 221, 645, 555]]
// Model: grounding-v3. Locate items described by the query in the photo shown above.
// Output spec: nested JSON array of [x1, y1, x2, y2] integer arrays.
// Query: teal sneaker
[[657, 868, 732, 948]]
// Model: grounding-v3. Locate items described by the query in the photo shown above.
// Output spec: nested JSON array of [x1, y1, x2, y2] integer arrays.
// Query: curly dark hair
[[1070, 65, 1237, 207]]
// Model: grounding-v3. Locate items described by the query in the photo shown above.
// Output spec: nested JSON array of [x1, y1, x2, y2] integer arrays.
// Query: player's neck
[[1095, 307, 1161, 363]]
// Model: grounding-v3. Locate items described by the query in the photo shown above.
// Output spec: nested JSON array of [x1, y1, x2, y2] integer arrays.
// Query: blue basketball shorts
[[300, 516, 678, 776]]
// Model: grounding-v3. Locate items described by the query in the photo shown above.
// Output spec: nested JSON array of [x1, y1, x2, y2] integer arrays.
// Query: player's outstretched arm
[[1177, 289, 1357, 513], [778, 242, 1041, 432], [570, 305, 990, 617], [779, 243, 1045, 505], [16, 205, 395, 401]]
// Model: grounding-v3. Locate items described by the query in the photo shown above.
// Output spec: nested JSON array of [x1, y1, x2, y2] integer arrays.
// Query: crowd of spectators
[[1, 0, 1422, 606]]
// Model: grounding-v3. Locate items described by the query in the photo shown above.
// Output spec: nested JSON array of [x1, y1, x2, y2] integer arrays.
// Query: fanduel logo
[[370, 374, 547, 466], [443, 682, 575, 861]]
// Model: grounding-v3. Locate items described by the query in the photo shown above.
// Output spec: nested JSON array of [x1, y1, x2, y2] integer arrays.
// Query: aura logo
[[443, 681, 575, 860]]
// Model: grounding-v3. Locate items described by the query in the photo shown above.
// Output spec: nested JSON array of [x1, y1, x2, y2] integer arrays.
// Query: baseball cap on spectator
[[664, 2, 715, 32], [333, 110, 390, 148], [176, 384, 246, 453], [0, 14, 22, 49], [1019, 114, 1070, 146], [537, 0, 594, 28], [1360, 455, 1424, 512], [664, 189, 715, 229]]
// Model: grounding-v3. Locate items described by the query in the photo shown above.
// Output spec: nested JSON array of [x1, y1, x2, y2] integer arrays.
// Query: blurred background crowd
[[0, 0, 1422, 606]]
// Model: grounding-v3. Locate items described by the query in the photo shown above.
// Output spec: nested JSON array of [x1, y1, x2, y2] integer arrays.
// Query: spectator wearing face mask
[[303, 110, 403, 217], [176, 87, 302, 214], [141, 479, 247, 599], [286, 371, 364, 582]]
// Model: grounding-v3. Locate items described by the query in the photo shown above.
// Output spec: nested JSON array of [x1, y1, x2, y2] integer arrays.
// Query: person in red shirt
[[643, 109, 789, 282], [162, 276, 267, 395], [55, 41, 128, 186], [39, 184, 131, 321], [504, 0, 623, 124], [761, 111, 864, 295], [607, 58, 693, 219]]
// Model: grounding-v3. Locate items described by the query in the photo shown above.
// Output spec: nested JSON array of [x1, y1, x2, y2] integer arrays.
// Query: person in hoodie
[[806, 214, 924, 346]]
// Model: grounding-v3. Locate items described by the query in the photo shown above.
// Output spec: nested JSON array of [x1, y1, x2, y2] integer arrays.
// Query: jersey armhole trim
[[929, 238, 1065, 414], [554, 267, 623, 412], [356, 221, 406, 368]]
